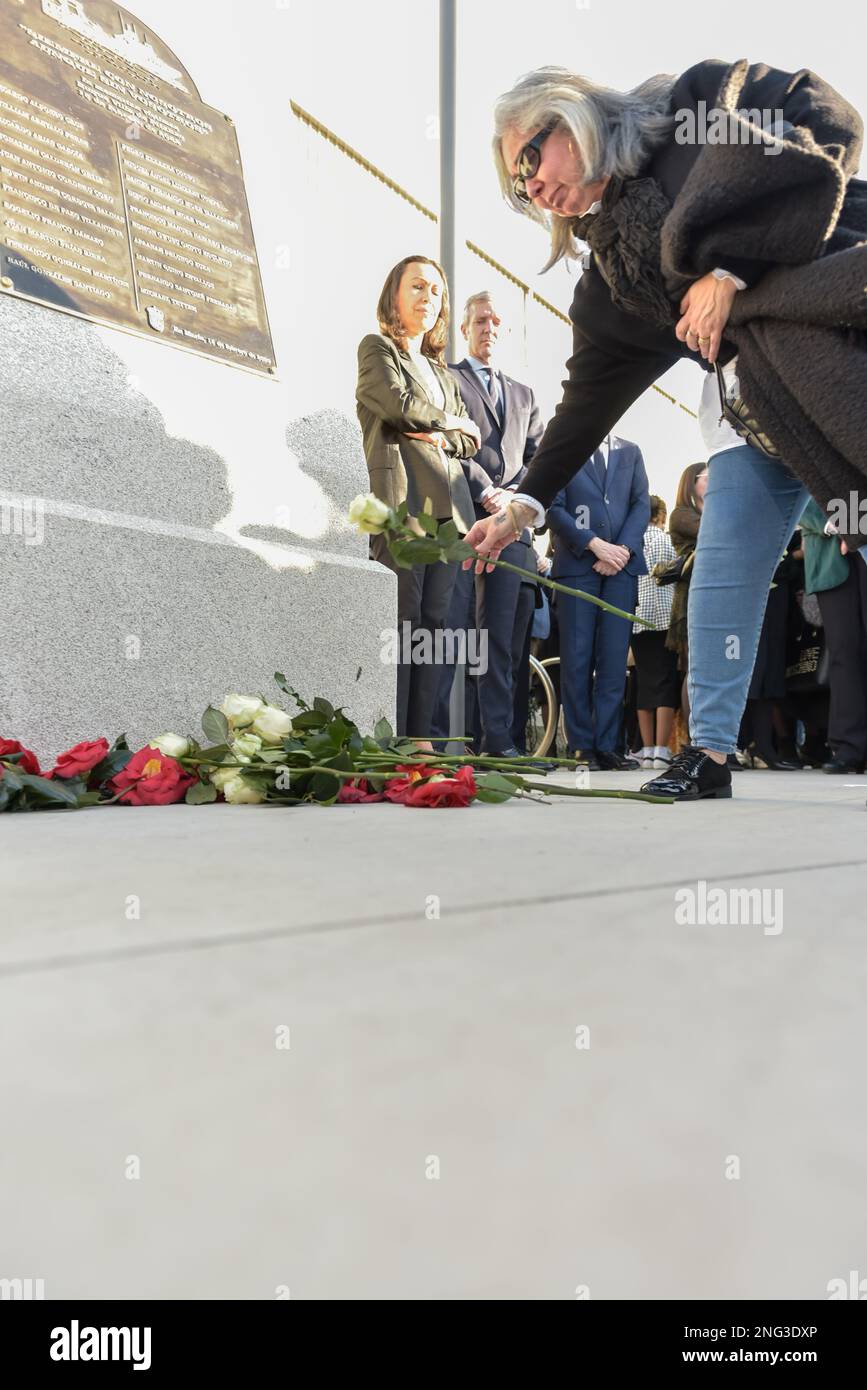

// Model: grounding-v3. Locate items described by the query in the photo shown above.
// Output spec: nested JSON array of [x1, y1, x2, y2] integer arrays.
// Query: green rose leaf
[[399, 539, 446, 564], [386, 539, 417, 570], [473, 771, 523, 803], [374, 717, 394, 743], [202, 706, 230, 744], [324, 750, 354, 773], [292, 710, 327, 731], [414, 511, 438, 536], [444, 539, 476, 563], [185, 780, 218, 804], [438, 520, 459, 545], [16, 772, 82, 807], [273, 673, 309, 710], [90, 747, 133, 784], [325, 717, 355, 750], [313, 696, 335, 720], [195, 743, 228, 764], [309, 771, 341, 802]]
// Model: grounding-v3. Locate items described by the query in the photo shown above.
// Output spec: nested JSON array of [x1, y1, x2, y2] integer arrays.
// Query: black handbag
[[715, 362, 780, 461], [785, 623, 830, 692], [652, 551, 695, 586]]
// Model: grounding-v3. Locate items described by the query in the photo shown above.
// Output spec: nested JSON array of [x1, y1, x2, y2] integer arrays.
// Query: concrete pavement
[[2, 766, 865, 1300]]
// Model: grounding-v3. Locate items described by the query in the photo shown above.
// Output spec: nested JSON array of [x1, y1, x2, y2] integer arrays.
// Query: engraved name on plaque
[[0, 0, 276, 375]]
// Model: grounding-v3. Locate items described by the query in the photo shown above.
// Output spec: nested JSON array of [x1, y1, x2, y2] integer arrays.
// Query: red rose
[[50, 737, 110, 780], [0, 738, 41, 776], [336, 777, 385, 803], [109, 745, 195, 806], [382, 763, 439, 803], [385, 763, 476, 808]]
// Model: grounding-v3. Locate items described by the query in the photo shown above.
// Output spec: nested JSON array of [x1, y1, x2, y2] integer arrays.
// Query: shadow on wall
[[238, 408, 370, 558], [0, 259, 369, 565]]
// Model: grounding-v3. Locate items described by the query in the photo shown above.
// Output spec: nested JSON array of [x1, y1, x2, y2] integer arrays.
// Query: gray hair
[[461, 290, 495, 332], [492, 66, 677, 271]]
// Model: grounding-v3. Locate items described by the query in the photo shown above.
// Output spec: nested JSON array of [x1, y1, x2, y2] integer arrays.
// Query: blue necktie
[[484, 368, 503, 424]]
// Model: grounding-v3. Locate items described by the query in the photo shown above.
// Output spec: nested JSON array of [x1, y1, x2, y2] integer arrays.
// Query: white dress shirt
[[466, 352, 502, 415], [465, 354, 504, 505], [406, 349, 446, 410]]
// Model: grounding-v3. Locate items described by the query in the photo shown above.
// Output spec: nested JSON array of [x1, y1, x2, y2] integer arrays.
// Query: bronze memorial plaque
[[0, 0, 276, 375]]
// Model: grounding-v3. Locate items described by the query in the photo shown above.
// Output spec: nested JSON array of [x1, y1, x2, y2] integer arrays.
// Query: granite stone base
[[0, 296, 396, 758], [0, 510, 396, 761]]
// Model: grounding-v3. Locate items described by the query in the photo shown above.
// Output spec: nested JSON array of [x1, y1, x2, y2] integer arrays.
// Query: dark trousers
[[371, 531, 458, 740], [475, 538, 537, 751], [816, 555, 867, 764], [558, 568, 638, 754], [430, 562, 481, 746], [511, 596, 536, 752]]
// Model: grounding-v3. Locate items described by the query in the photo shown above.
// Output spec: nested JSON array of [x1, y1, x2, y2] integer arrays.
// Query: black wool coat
[[521, 58, 867, 547]]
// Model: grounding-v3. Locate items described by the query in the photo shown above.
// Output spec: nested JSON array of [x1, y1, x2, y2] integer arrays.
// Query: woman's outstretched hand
[[461, 501, 537, 574], [675, 272, 738, 363]]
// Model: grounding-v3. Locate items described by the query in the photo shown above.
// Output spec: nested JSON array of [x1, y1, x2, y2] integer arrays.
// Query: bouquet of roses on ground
[[0, 675, 672, 813], [0, 493, 675, 812]]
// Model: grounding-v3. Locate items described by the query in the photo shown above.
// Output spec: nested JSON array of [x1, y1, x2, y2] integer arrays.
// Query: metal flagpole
[[439, 0, 456, 363], [439, 0, 466, 749]]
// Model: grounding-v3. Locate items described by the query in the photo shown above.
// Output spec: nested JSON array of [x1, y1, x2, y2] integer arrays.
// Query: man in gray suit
[[433, 292, 545, 755]]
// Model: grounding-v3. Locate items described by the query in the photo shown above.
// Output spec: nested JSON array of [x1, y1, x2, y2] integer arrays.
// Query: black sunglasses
[[512, 122, 557, 206]]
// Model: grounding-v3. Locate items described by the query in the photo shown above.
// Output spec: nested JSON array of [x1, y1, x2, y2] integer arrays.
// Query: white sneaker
[[639, 747, 656, 768], [653, 746, 673, 769]]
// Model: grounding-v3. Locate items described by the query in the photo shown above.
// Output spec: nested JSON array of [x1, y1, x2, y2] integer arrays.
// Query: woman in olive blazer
[[355, 254, 481, 745], [356, 334, 481, 530]]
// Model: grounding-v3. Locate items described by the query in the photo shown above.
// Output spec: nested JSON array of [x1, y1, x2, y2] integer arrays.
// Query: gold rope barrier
[[291, 100, 698, 419]]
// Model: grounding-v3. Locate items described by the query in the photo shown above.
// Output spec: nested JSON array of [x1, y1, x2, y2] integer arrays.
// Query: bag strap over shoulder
[[714, 362, 780, 461]]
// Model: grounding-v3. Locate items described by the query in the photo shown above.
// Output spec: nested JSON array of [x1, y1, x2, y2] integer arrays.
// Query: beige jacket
[[356, 333, 477, 532]]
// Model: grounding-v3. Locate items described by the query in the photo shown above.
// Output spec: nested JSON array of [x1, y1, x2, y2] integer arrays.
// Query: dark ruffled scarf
[[571, 175, 676, 331]]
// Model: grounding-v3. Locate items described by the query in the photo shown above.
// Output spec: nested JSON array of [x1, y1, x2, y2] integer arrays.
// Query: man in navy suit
[[548, 435, 650, 768], [432, 292, 545, 755]]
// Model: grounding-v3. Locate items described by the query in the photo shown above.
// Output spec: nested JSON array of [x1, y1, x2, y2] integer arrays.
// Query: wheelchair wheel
[[539, 656, 567, 756], [525, 654, 558, 756]]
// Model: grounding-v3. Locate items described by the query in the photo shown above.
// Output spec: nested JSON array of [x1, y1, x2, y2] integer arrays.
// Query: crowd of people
[[355, 257, 867, 781], [354, 55, 866, 802]]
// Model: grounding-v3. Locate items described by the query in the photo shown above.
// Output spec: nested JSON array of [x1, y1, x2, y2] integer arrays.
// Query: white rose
[[231, 731, 264, 763], [209, 765, 238, 791], [223, 774, 265, 805], [348, 492, 392, 534], [148, 732, 190, 759], [219, 693, 264, 729], [250, 704, 294, 744]]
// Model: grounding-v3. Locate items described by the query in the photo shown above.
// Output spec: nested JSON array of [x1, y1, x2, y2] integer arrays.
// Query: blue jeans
[[687, 445, 808, 754]]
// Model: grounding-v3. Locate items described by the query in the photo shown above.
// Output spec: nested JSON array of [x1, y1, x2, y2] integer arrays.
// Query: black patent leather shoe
[[595, 749, 641, 771], [821, 757, 864, 774], [640, 744, 732, 800]]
